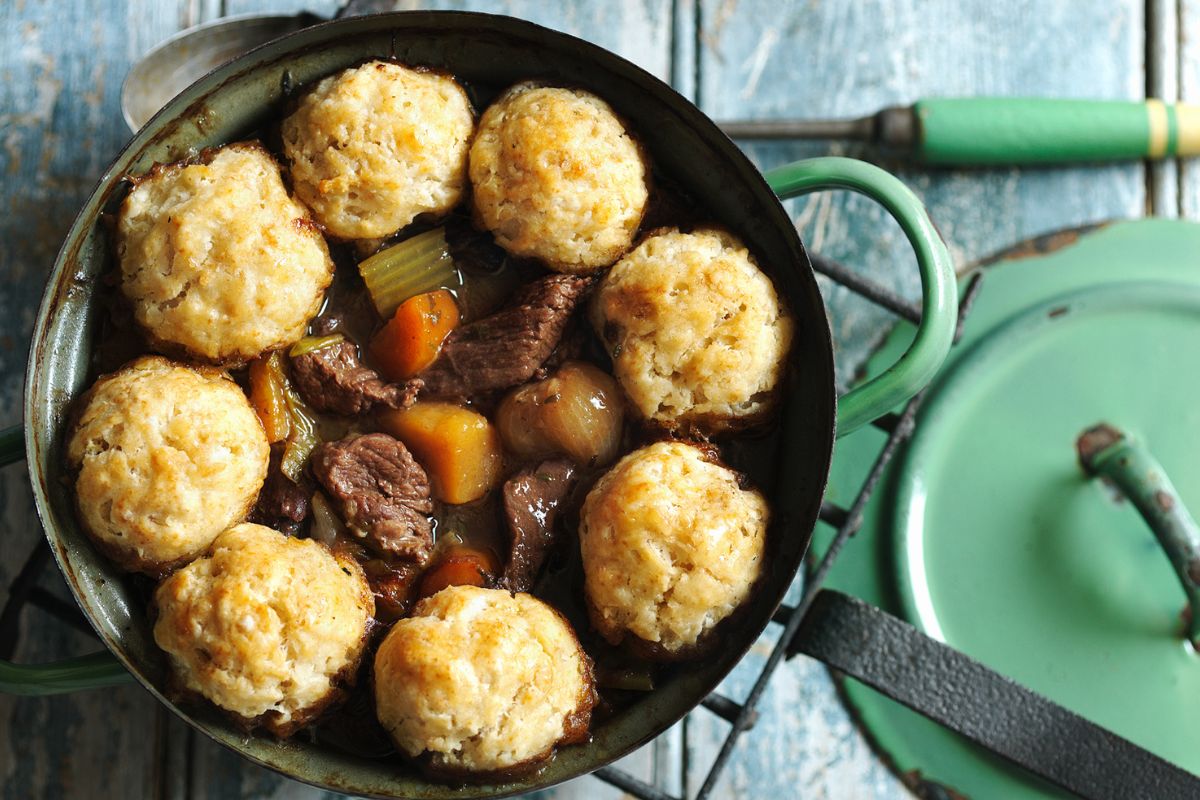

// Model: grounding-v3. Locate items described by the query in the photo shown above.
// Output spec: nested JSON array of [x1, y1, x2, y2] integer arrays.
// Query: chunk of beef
[[419, 274, 594, 398], [291, 340, 421, 415], [444, 213, 507, 274], [533, 316, 586, 381], [310, 433, 434, 564], [499, 459, 578, 592], [248, 444, 311, 536], [361, 558, 420, 623], [309, 313, 344, 337]]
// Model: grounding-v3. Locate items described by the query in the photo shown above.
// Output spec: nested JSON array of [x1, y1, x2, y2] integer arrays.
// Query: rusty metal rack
[[0, 540, 97, 661], [0, 257, 983, 800]]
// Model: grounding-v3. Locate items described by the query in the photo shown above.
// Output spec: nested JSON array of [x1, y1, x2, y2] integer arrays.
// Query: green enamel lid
[[815, 219, 1200, 797]]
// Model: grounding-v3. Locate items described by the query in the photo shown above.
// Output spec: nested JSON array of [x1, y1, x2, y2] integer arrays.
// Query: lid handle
[[1077, 422, 1200, 645]]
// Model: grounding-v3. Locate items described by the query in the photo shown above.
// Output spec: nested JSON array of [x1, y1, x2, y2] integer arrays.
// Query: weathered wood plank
[[0, 2, 203, 799], [224, 0, 676, 81], [700, 0, 1146, 379], [672, 0, 699, 103], [1181, 0, 1200, 220], [1148, 0, 1179, 217], [223, 0, 342, 16], [688, 1, 1146, 797]]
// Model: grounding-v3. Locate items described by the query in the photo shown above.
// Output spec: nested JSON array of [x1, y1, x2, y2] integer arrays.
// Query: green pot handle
[[0, 425, 133, 695], [764, 157, 957, 436]]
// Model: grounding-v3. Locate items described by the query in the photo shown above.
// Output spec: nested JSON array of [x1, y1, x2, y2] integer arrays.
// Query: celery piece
[[289, 333, 345, 358], [358, 227, 459, 319], [280, 381, 320, 482], [596, 667, 655, 692]]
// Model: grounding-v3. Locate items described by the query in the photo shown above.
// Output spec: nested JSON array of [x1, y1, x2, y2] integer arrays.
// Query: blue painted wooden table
[[1, 1, 1196, 797]]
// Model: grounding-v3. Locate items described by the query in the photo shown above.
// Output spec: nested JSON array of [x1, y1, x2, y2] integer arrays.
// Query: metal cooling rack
[[0, 257, 983, 800]]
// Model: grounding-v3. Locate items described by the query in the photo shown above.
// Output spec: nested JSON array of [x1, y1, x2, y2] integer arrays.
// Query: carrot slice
[[378, 401, 504, 504], [248, 351, 291, 443], [417, 546, 499, 599], [369, 289, 460, 381]]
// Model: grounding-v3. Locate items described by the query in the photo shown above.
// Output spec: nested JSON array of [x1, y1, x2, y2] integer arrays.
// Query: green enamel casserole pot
[[0, 12, 956, 798]]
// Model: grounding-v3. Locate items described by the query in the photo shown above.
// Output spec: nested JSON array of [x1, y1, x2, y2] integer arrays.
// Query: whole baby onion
[[496, 361, 626, 468]]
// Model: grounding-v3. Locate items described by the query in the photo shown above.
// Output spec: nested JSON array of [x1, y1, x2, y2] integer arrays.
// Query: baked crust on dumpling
[[153, 523, 374, 737], [116, 143, 334, 364], [282, 60, 475, 240], [373, 585, 595, 779], [579, 441, 768, 658], [67, 356, 269, 576], [592, 227, 793, 433], [470, 83, 648, 273]]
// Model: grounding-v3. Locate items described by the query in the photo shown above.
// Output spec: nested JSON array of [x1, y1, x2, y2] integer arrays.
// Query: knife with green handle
[[719, 97, 1200, 165]]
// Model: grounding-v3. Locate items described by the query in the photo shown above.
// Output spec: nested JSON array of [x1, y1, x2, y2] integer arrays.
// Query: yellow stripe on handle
[[1147, 99, 1169, 158], [1178, 103, 1200, 156], [1152, 101, 1200, 157]]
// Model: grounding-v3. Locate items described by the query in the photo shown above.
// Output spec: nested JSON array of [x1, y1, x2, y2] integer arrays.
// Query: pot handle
[[0, 426, 134, 695], [764, 157, 957, 436]]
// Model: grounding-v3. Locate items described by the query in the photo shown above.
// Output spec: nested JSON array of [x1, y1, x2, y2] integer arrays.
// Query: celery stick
[[358, 227, 459, 319], [289, 333, 344, 358]]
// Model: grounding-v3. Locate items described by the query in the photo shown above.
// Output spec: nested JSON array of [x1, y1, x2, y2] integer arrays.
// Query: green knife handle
[[0, 425, 133, 695], [913, 97, 1200, 165]]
